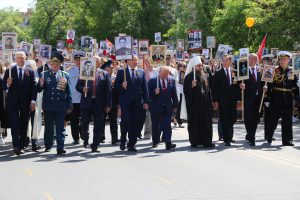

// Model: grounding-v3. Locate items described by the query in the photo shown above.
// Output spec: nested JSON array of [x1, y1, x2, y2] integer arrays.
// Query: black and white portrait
[[138, 39, 149, 55], [81, 36, 93, 52], [80, 57, 96, 80], [39, 45, 52, 60], [115, 36, 133, 60]]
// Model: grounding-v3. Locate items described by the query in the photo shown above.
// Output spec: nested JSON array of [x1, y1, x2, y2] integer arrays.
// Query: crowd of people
[[0, 47, 299, 156]]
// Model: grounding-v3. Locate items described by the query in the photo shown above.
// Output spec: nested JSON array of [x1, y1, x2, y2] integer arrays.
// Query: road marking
[[44, 193, 53, 200], [26, 168, 33, 176], [244, 150, 300, 169], [155, 175, 175, 185]]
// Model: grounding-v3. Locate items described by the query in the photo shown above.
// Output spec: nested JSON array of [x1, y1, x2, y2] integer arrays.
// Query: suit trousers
[[151, 107, 172, 145]]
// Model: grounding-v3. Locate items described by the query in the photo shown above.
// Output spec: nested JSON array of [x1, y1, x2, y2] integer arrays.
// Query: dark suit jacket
[[115, 67, 149, 107], [243, 69, 263, 108], [76, 69, 112, 110], [2, 65, 37, 109], [212, 68, 240, 105], [148, 78, 178, 115]]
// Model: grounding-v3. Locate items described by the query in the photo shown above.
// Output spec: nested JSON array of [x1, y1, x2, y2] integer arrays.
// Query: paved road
[[0, 121, 300, 200]]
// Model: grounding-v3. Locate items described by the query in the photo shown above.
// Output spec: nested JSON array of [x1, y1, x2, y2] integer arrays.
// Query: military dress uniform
[[265, 51, 298, 146], [37, 52, 72, 154]]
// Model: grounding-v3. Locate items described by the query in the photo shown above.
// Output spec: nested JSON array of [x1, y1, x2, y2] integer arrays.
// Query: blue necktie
[[19, 68, 23, 82], [131, 69, 135, 82]]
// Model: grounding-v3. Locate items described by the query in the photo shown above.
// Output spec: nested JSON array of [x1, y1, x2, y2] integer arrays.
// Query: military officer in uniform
[[37, 52, 72, 155], [265, 51, 298, 146], [65, 51, 85, 144]]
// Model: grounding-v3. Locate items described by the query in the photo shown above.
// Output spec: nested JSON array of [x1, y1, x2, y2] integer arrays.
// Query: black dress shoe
[[120, 142, 126, 151], [231, 140, 235, 143], [166, 143, 176, 150], [45, 148, 51, 152], [152, 143, 158, 148], [100, 140, 105, 143], [57, 149, 66, 155], [91, 147, 100, 152], [73, 140, 80, 145], [83, 141, 88, 148], [218, 137, 223, 141], [13, 148, 21, 156], [128, 147, 137, 152], [249, 141, 256, 146], [32, 145, 42, 152], [137, 135, 142, 139], [191, 144, 198, 148], [225, 142, 231, 147], [283, 142, 294, 146]]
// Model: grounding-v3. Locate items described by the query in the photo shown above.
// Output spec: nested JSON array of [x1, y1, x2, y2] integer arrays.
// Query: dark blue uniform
[[115, 67, 149, 150], [37, 70, 72, 151]]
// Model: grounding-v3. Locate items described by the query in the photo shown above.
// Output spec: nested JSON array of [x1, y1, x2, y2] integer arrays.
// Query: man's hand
[[105, 107, 111, 113], [240, 83, 245, 90], [192, 80, 197, 88], [213, 102, 219, 110], [155, 88, 160, 95], [143, 103, 149, 110], [263, 85, 268, 93], [30, 102, 36, 112], [122, 81, 127, 89], [39, 77, 44, 85], [83, 87, 89, 94], [7, 78, 13, 87]]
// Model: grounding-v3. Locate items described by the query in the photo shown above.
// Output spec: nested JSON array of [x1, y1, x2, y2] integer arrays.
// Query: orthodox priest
[[183, 56, 215, 148]]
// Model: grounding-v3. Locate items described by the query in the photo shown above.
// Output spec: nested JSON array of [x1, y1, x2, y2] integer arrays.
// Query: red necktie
[[252, 68, 256, 82], [162, 79, 167, 92], [226, 69, 230, 85], [93, 79, 96, 97]]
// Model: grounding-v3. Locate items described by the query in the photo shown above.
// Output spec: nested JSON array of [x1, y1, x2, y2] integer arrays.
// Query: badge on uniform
[[287, 70, 294, 80], [57, 77, 67, 91]]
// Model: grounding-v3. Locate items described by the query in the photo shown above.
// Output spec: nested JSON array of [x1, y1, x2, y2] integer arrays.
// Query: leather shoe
[[128, 147, 137, 152], [249, 141, 256, 146], [120, 142, 126, 151], [91, 146, 100, 152], [13, 148, 21, 156], [166, 143, 176, 150], [57, 149, 66, 155], [152, 143, 158, 148], [45, 148, 51, 152], [72, 140, 80, 145], [225, 142, 231, 147], [32, 145, 42, 152], [83, 141, 88, 148], [283, 142, 294, 146]]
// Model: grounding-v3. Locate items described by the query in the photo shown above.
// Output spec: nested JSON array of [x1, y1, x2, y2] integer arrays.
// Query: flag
[[257, 34, 267, 62], [106, 38, 113, 47]]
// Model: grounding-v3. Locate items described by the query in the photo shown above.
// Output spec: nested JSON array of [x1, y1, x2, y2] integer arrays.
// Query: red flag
[[257, 34, 267, 62], [106, 38, 113, 47]]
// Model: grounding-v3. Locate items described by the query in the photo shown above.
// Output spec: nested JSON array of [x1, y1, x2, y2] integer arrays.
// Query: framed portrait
[[33, 39, 41, 50], [64, 61, 75, 71], [177, 39, 184, 50], [115, 36, 133, 60], [176, 49, 184, 61], [100, 40, 108, 51], [262, 48, 268, 56], [216, 44, 232, 60], [261, 65, 275, 82], [138, 39, 149, 55], [81, 36, 93, 52], [20, 42, 33, 53], [2, 32, 17, 51], [271, 48, 279, 59], [2, 52, 12, 64], [150, 45, 166, 66], [132, 39, 138, 48], [202, 49, 209, 59], [66, 29, 75, 40], [56, 40, 65, 51], [132, 48, 138, 57], [206, 36, 216, 49], [239, 48, 249, 58], [237, 58, 249, 81], [80, 57, 96, 80], [179, 71, 185, 84], [187, 29, 202, 49], [39, 45, 52, 60], [155, 32, 161, 43], [292, 53, 300, 74]]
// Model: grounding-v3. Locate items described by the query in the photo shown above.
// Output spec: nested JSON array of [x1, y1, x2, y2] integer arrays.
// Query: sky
[[0, 0, 34, 12]]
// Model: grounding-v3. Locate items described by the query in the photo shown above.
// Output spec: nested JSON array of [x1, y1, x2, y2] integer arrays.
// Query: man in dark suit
[[240, 53, 263, 146], [115, 55, 149, 151], [212, 54, 240, 146], [148, 66, 178, 150], [2, 51, 37, 155], [37, 52, 72, 155], [76, 67, 112, 152]]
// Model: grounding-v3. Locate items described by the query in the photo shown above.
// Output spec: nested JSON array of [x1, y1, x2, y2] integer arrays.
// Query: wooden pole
[[85, 79, 88, 97], [259, 82, 268, 113], [241, 80, 244, 122], [123, 60, 127, 90]]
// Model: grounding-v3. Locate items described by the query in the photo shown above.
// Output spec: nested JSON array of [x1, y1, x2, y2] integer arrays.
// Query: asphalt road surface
[[0, 121, 300, 200]]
